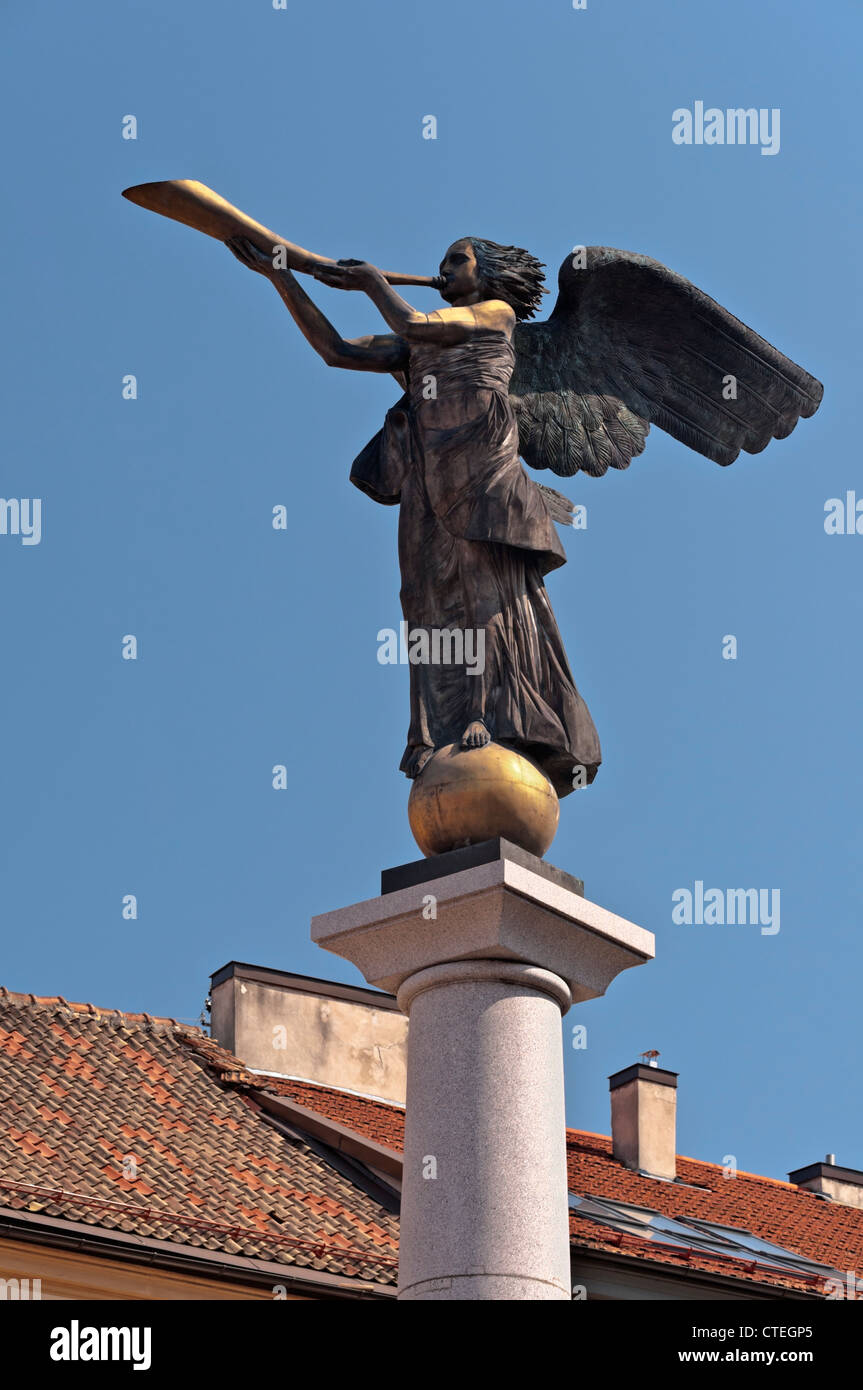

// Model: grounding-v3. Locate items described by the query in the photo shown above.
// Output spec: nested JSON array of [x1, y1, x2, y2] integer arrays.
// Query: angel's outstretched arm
[[313, 260, 514, 344], [226, 238, 407, 374]]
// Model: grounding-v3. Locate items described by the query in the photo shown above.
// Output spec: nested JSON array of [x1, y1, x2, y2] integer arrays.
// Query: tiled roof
[[257, 1077, 406, 1151], [0, 990, 398, 1288], [4, 988, 863, 1298], [252, 1077, 863, 1296], [565, 1132, 863, 1294]]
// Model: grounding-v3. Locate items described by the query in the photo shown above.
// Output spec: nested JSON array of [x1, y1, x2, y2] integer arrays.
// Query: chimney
[[209, 962, 408, 1104], [788, 1156, 863, 1210], [609, 1063, 678, 1180]]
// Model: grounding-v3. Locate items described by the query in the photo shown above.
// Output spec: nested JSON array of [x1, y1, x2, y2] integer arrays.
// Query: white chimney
[[789, 1157, 863, 1210], [209, 962, 408, 1103], [609, 1062, 678, 1180]]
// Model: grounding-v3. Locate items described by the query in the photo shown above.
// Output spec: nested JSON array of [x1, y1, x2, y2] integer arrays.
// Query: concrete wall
[[819, 1178, 863, 1210], [795, 1173, 863, 1210], [210, 964, 408, 1103]]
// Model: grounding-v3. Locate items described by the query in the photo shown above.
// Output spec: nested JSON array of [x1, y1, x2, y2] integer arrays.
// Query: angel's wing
[[510, 247, 824, 477]]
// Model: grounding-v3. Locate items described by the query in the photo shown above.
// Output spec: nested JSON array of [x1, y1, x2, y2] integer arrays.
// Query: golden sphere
[[408, 741, 560, 859]]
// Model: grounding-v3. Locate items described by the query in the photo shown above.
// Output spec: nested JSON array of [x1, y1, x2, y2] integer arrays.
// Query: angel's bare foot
[[461, 719, 491, 749], [403, 744, 435, 778]]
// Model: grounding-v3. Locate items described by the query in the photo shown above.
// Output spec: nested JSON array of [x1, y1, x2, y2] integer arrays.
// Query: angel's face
[[438, 240, 483, 305]]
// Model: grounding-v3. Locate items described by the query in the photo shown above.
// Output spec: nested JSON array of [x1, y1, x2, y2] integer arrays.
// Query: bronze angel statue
[[121, 182, 823, 807], [226, 233, 823, 798]]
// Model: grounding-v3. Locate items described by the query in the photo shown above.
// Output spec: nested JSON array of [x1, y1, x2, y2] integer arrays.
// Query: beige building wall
[[210, 964, 408, 1104], [0, 1237, 306, 1301]]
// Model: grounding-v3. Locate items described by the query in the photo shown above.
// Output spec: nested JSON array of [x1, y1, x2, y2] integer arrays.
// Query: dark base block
[[381, 836, 584, 898]]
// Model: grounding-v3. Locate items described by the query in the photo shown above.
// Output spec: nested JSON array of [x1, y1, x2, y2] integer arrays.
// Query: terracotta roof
[[256, 1077, 406, 1151], [4, 987, 862, 1298], [565, 1131, 863, 1294], [0, 989, 398, 1288], [252, 1076, 863, 1296]]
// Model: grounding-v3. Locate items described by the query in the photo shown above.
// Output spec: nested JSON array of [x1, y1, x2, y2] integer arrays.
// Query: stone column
[[396, 959, 572, 1299], [311, 839, 654, 1302]]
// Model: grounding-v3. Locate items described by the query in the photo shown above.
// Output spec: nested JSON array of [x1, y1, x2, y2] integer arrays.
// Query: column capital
[[312, 848, 654, 1002], [397, 959, 572, 1015]]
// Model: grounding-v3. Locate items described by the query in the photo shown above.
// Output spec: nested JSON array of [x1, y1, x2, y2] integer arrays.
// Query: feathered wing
[[511, 247, 824, 478]]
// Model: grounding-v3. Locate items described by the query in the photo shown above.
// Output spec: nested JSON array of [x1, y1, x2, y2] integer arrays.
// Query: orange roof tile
[[0, 989, 398, 1286], [4, 987, 863, 1297], [250, 1076, 863, 1295], [258, 1077, 406, 1150]]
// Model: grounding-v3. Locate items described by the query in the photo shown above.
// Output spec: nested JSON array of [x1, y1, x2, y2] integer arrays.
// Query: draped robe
[[350, 329, 601, 797]]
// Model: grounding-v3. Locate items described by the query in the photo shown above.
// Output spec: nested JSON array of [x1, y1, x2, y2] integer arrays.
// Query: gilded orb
[[408, 741, 560, 859]]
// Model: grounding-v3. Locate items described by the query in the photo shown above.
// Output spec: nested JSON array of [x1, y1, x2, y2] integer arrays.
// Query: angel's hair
[[465, 238, 547, 321]]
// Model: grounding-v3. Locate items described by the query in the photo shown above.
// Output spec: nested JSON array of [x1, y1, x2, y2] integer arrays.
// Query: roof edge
[[209, 962, 399, 1010], [250, 1089, 404, 1179], [0, 1205, 396, 1297]]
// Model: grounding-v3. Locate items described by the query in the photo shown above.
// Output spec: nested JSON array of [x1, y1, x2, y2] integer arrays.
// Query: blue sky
[[1, 0, 859, 1185]]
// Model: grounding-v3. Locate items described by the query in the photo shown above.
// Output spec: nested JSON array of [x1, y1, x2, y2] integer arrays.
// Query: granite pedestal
[[311, 840, 654, 1300]]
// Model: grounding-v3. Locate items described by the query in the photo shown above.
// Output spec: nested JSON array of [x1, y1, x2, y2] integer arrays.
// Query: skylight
[[568, 1193, 840, 1281]]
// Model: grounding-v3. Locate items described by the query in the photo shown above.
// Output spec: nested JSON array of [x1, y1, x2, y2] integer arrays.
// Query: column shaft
[[396, 961, 571, 1301]]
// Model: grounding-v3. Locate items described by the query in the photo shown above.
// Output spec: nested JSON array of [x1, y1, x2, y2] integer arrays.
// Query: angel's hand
[[225, 236, 281, 278], [312, 259, 381, 291]]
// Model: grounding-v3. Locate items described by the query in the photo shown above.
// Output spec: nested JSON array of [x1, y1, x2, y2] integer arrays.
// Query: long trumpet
[[122, 180, 444, 288]]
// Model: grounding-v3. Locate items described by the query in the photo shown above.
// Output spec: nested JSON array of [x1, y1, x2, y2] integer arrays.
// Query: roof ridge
[[563, 1128, 821, 1193], [0, 985, 200, 1033], [674, 1155, 803, 1190]]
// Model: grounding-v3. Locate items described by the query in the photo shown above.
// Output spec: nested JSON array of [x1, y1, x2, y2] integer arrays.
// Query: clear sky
[[1, 0, 859, 1186]]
